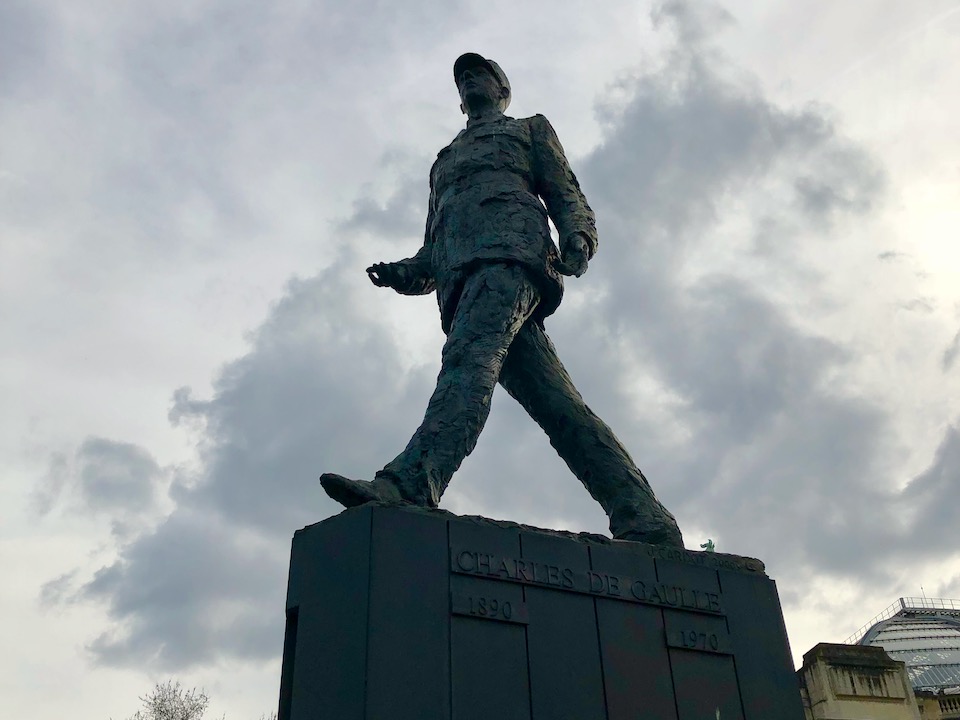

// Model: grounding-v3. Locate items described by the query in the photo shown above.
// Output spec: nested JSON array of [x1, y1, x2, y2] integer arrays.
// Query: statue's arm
[[389, 226, 435, 295], [531, 114, 598, 272], [366, 171, 437, 295]]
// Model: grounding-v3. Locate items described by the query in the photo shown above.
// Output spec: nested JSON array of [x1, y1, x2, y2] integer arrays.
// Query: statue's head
[[454, 53, 511, 114]]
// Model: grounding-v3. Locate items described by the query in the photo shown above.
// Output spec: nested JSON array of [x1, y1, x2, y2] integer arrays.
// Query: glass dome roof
[[848, 598, 960, 691]]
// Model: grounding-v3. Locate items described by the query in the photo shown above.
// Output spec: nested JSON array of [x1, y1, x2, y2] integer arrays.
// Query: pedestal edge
[[298, 503, 766, 576]]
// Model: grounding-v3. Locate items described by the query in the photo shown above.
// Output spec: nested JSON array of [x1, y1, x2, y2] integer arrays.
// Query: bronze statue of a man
[[321, 53, 683, 546]]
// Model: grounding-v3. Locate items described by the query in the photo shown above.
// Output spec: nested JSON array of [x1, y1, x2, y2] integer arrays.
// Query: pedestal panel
[[279, 505, 804, 720]]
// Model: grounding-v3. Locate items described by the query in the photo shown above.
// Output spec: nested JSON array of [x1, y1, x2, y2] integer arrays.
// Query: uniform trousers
[[378, 262, 682, 545]]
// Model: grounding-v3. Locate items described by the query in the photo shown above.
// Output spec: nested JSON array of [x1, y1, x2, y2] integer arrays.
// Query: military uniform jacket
[[393, 113, 598, 332]]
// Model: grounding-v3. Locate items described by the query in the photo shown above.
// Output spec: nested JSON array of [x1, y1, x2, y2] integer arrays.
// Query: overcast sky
[[3, 1, 959, 718]]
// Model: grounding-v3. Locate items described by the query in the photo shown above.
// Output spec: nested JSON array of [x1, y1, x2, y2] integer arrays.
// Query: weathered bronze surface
[[321, 53, 683, 547]]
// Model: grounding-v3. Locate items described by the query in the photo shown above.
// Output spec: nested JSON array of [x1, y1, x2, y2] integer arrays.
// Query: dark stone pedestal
[[278, 505, 804, 720]]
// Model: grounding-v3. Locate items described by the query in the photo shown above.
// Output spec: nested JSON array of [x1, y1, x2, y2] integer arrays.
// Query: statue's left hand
[[554, 235, 589, 277], [366, 262, 402, 288]]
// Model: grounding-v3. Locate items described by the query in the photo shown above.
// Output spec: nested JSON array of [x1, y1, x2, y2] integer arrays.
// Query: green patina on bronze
[[321, 53, 683, 547]]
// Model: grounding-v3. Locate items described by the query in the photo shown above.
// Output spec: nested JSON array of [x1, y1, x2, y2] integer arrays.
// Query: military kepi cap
[[453, 52, 511, 109]]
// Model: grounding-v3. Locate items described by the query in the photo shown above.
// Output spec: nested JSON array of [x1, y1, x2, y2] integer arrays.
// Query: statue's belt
[[434, 178, 541, 216]]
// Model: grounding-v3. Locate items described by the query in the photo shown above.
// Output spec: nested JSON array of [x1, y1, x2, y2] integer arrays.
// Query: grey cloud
[[0, 0, 464, 281], [459, 0, 888, 576], [75, 438, 161, 513], [33, 439, 161, 521], [168, 386, 210, 428], [166, 257, 436, 535], [899, 425, 960, 541], [449, 376, 613, 534], [81, 509, 287, 669], [944, 329, 960, 372], [878, 251, 908, 262], [33, 451, 69, 516], [651, 0, 735, 47], [338, 153, 432, 240], [940, 575, 960, 599], [39, 571, 79, 609], [63, 250, 436, 667], [793, 147, 883, 223], [543, 0, 910, 583], [342, 187, 424, 239], [899, 297, 935, 313], [0, 0, 50, 97]]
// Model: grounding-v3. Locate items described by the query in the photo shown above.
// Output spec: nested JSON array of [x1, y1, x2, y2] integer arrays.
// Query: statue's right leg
[[498, 321, 684, 547], [375, 264, 539, 506]]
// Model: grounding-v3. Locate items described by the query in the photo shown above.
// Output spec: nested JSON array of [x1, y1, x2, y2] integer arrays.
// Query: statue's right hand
[[366, 262, 398, 288]]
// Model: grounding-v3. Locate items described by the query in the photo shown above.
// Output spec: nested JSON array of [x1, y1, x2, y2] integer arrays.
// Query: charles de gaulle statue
[[321, 53, 683, 547]]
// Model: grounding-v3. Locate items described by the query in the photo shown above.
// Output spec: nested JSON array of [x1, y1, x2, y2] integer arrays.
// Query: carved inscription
[[644, 545, 764, 574], [454, 549, 575, 588], [587, 571, 722, 613], [665, 629, 732, 655], [451, 590, 529, 625], [451, 548, 723, 615]]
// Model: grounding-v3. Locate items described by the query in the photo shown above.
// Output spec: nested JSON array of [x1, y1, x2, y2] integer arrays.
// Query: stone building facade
[[799, 643, 921, 720]]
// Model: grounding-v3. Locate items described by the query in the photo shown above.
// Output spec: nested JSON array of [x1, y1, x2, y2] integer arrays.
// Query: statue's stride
[[321, 53, 683, 546]]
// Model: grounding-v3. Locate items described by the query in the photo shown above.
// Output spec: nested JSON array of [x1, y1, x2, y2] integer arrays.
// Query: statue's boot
[[613, 526, 684, 547], [319, 473, 409, 507], [609, 506, 684, 548]]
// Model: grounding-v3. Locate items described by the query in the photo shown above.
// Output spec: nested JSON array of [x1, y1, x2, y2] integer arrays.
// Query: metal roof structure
[[846, 597, 960, 693]]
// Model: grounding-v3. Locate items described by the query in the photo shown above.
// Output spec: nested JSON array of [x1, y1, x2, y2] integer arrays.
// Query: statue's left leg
[[375, 263, 539, 506], [498, 321, 683, 547]]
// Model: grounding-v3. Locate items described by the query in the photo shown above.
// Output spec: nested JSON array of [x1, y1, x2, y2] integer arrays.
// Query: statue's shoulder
[[521, 113, 550, 126], [518, 114, 559, 143], [432, 130, 464, 169], [507, 114, 549, 129], [435, 127, 468, 158], [433, 115, 549, 160]]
